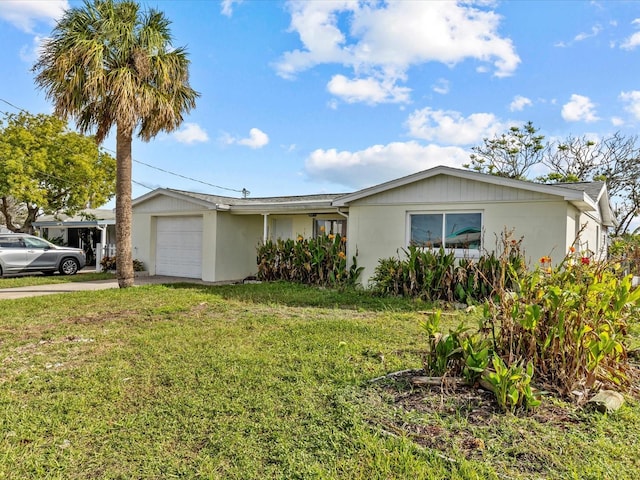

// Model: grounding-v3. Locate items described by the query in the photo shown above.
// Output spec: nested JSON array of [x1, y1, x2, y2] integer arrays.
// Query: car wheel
[[60, 258, 80, 275], [0, 265, 3, 277]]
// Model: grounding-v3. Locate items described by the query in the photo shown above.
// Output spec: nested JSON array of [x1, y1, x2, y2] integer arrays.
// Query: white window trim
[[406, 210, 484, 258]]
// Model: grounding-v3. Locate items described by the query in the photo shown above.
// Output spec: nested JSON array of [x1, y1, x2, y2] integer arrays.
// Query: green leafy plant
[[256, 233, 362, 287], [487, 247, 640, 398], [481, 357, 541, 413], [371, 229, 525, 303]]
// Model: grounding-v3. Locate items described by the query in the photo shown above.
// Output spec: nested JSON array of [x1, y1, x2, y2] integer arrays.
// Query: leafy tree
[[540, 133, 640, 236], [466, 123, 640, 236], [34, 0, 198, 288], [0, 112, 116, 233], [464, 121, 547, 179]]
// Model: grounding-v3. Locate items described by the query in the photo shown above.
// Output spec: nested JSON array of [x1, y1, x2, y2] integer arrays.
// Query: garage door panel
[[155, 216, 202, 278]]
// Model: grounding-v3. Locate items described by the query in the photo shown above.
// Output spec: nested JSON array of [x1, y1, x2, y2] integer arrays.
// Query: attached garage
[[155, 216, 203, 278], [132, 188, 341, 283]]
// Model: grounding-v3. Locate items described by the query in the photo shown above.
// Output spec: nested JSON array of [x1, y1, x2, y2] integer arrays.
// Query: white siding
[[134, 195, 207, 214], [355, 175, 558, 206]]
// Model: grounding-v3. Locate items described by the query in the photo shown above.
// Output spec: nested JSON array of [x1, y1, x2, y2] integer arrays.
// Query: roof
[[131, 166, 614, 225], [546, 181, 605, 203], [132, 188, 347, 214], [32, 209, 116, 228]]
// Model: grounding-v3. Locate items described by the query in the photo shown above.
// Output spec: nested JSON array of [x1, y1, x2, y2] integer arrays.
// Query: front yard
[[0, 282, 638, 479]]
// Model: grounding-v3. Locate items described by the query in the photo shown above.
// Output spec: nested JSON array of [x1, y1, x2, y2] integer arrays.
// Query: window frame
[[406, 210, 483, 256]]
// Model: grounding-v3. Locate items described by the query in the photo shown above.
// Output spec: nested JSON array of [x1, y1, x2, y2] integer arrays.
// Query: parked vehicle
[[0, 233, 86, 277]]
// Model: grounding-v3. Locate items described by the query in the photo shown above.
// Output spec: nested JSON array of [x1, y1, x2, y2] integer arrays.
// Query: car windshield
[[23, 236, 53, 249]]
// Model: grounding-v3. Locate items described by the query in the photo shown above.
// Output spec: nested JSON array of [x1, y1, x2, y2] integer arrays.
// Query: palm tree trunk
[[116, 125, 134, 288]]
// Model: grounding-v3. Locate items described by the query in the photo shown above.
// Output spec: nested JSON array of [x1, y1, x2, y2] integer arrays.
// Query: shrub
[[371, 229, 525, 303], [256, 233, 362, 287], [420, 242, 640, 412], [488, 252, 640, 398], [100, 256, 145, 272]]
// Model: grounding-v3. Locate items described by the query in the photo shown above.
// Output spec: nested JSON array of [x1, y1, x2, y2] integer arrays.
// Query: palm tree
[[33, 0, 198, 287]]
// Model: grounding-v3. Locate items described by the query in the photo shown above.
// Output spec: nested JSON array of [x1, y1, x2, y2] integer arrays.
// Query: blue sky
[[1, 0, 640, 204]]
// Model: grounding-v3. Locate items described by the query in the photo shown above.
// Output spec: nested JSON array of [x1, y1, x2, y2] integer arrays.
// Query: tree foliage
[[0, 112, 116, 233], [33, 0, 199, 287], [464, 121, 547, 179], [466, 123, 640, 235]]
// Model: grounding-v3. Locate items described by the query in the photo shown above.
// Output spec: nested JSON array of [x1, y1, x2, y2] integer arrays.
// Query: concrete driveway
[[0, 275, 218, 300]]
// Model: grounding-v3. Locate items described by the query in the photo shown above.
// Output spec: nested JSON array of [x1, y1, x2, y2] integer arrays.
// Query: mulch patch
[[369, 370, 583, 463]]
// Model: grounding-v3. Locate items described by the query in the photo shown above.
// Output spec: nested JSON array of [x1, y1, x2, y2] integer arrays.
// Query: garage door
[[155, 216, 203, 278]]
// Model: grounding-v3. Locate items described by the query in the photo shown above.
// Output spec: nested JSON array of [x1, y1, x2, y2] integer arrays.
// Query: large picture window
[[409, 212, 482, 251]]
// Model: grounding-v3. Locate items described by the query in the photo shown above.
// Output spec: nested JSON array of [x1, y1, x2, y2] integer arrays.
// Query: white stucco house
[[131, 166, 615, 285]]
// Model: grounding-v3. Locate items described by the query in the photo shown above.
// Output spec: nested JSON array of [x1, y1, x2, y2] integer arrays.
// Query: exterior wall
[[568, 205, 607, 259], [133, 195, 205, 213], [215, 213, 263, 281], [201, 211, 217, 281], [347, 199, 571, 286], [132, 212, 153, 273]]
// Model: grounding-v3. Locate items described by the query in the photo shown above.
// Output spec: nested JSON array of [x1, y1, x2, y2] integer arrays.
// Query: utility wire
[[1, 97, 246, 195], [101, 146, 244, 194]]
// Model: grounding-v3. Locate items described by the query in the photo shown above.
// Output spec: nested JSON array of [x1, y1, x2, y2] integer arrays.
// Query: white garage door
[[155, 216, 203, 278]]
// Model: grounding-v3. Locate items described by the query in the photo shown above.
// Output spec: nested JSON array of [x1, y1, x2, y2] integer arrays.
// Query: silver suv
[[0, 233, 86, 277]]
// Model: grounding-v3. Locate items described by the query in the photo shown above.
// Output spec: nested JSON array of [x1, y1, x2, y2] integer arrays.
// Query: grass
[[0, 282, 638, 479], [0, 271, 115, 288]]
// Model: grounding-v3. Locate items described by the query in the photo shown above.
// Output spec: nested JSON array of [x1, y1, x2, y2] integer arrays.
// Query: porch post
[[263, 214, 269, 243]]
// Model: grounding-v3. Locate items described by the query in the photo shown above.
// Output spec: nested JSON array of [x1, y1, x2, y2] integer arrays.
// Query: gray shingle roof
[[166, 188, 346, 206], [546, 181, 605, 203]]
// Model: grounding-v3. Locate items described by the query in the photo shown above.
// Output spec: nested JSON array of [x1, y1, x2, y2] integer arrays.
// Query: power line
[[0, 97, 246, 195], [101, 146, 244, 194]]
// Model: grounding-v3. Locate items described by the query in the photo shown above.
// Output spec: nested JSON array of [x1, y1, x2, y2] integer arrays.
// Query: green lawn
[[0, 271, 115, 289], [0, 282, 638, 479]]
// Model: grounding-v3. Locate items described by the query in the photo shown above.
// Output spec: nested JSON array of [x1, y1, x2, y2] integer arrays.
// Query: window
[[409, 212, 482, 251], [314, 219, 346, 237], [23, 236, 51, 249], [0, 236, 25, 248]]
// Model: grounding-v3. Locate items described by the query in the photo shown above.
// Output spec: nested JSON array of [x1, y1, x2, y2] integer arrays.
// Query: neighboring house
[[32, 209, 116, 265], [131, 166, 615, 284]]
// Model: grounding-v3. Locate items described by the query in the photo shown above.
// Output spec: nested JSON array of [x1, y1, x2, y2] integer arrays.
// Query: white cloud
[[220, 0, 243, 17], [574, 25, 602, 42], [405, 108, 505, 146], [19, 34, 46, 62], [173, 123, 209, 144], [276, 1, 520, 104], [223, 128, 269, 149], [509, 95, 532, 112], [432, 78, 450, 95], [0, 0, 68, 33], [621, 18, 640, 50], [304, 141, 469, 188], [327, 74, 410, 104], [611, 117, 625, 127], [620, 90, 640, 120], [561, 94, 599, 122]]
